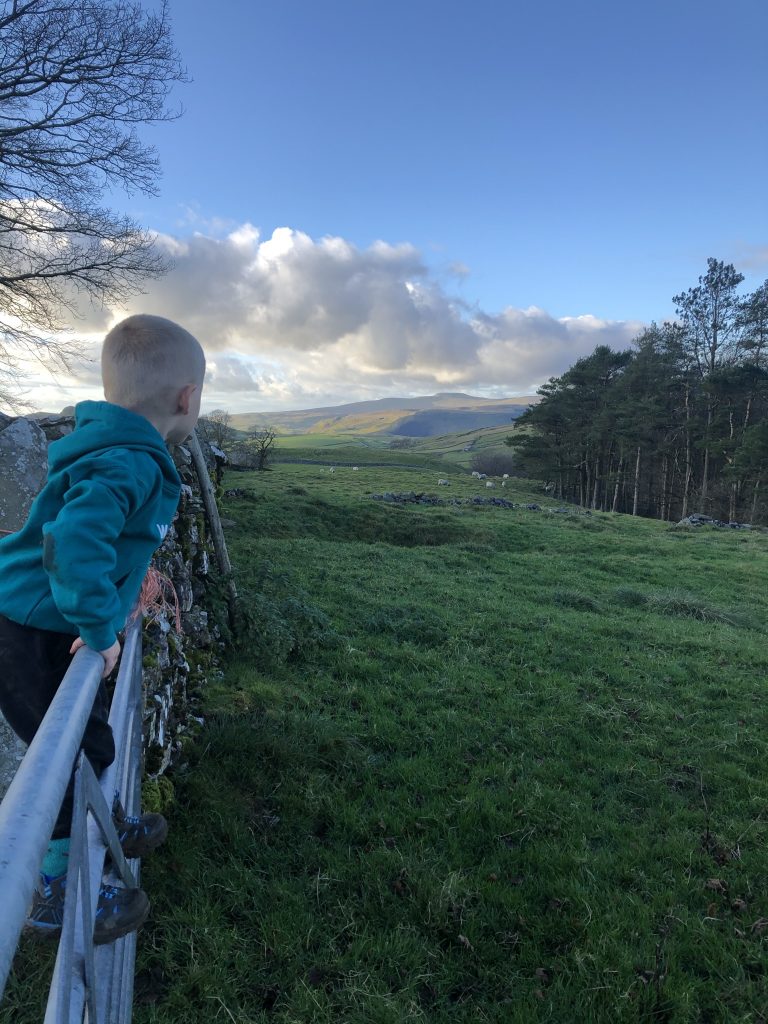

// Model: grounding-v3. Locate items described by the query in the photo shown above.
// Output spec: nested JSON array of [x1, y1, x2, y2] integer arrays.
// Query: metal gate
[[0, 618, 145, 1022]]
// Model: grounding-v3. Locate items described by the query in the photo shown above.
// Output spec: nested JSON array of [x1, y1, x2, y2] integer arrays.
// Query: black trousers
[[0, 614, 115, 839]]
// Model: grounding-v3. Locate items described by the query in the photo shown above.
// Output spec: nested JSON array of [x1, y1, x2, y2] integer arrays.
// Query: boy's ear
[[176, 383, 197, 415]]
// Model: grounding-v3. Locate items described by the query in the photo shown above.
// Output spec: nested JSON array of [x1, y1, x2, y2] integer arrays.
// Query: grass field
[[272, 444, 450, 470], [3, 457, 767, 1023], [272, 424, 520, 470], [273, 434, 396, 451], [406, 425, 520, 468]]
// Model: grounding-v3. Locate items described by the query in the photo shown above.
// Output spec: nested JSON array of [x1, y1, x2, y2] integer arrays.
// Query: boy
[[0, 314, 206, 944]]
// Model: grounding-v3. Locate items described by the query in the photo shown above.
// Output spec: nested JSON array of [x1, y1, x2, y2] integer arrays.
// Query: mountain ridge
[[228, 392, 539, 436]]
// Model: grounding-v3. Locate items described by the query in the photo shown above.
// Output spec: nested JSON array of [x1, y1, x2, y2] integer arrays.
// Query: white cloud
[[31, 223, 646, 412], [206, 355, 262, 393], [473, 306, 644, 390]]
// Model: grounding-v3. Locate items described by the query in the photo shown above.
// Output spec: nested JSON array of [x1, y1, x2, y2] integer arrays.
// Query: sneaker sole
[[23, 921, 64, 941]]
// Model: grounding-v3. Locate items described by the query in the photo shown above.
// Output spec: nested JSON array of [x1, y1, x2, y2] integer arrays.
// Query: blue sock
[[40, 838, 70, 881]]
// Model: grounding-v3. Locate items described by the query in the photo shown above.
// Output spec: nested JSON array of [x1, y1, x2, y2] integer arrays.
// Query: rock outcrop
[[0, 416, 48, 531]]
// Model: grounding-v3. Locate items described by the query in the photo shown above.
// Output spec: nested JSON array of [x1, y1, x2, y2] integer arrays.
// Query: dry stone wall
[[141, 440, 227, 780]]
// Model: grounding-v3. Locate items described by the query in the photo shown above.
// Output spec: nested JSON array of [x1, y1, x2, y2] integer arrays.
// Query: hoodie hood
[[48, 401, 180, 487]]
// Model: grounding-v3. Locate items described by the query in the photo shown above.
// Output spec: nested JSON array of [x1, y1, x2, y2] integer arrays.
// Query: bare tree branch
[[230, 427, 278, 472], [0, 0, 186, 407], [197, 409, 235, 450]]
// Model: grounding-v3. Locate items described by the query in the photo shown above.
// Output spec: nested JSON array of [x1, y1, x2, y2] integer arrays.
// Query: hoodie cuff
[[79, 625, 117, 654]]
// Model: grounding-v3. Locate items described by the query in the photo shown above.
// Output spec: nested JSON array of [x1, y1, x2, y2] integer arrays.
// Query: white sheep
[[471, 471, 481, 478], [486, 480, 495, 488], [503, 473, 509, 479], [352, 466, 359, 471], [501, 480, 507, 487], [478, 473, 487, 480], [438, 479, 450, 486], [328, 467, 335, 473]]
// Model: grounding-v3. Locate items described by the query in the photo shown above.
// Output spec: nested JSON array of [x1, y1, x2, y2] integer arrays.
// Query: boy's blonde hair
[[101, 314, 206, 415]]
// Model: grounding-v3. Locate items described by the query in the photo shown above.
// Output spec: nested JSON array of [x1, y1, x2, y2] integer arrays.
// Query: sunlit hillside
[[229, 393, 538, 437]]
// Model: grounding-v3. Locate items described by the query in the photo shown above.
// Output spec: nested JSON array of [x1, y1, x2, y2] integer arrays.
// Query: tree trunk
[[751, 477, 760, 524], [584, 457, 591, 509], [632, 446, 641, 517], [612, 456, 624, 513], [659, 456, 668, 521], [682, 385, 692, 518], [701, 403, 713, 503], [669, 451, 680, 522], [591, 458, 600, 510]]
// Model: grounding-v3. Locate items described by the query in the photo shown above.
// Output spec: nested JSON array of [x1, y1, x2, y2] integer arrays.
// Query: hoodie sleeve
[[41, 452, 157, 651]]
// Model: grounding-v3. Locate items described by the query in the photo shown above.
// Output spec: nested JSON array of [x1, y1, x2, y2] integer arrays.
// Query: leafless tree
[[230, 426, 278, 472], [248, 426, 278, 471], [198, 409, 235, 450], [0, 0, 186, 406]]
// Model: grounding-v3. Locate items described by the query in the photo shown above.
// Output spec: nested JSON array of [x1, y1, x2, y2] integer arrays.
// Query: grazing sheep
[[486, 480, 495, 488], [503, 473, 509, 479], [329, 467, 335, 473], [478, 473, 487, 480], [352, 466, 359, 471], [438, 479, 450, 486], [471, 471, 481, 478], [501, 480, 507, 487]]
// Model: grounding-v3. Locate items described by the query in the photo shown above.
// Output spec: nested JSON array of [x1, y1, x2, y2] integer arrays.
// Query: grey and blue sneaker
[[112, 802, 168, 859], [26, 874, 150, 944], [93, 882, 150, 944]]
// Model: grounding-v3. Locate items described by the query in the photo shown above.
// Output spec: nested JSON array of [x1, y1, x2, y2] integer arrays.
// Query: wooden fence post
[[187, 430, 238, 631]]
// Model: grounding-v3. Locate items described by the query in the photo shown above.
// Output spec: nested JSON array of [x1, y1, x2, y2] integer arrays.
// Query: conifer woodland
[[507, 259, 768, 524]]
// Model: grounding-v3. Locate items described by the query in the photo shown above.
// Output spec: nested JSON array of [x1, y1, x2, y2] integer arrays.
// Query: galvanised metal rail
[[0, 617, 145, 1023]]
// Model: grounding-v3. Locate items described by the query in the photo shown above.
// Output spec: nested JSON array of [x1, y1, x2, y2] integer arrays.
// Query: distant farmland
[[270, 424, 524, 470]]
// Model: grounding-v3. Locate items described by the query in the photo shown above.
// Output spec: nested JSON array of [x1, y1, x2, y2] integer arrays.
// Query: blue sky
[[35, 0, 768, 411]]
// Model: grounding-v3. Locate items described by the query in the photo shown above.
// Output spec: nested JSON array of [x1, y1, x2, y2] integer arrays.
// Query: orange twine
[[1, 530, 182, 632], [132, 567, 183, 634]]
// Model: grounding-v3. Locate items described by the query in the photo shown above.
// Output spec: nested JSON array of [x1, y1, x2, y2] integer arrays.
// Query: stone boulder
[[33, 414, 75, 442], [0, 417, 48, 532]]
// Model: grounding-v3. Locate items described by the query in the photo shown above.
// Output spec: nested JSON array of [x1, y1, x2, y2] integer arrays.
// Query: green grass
[[270, 422, 524, 469], [405, 424, 523, 468], [272, 445, 448, 470], [273, 433, 396, 450], [3, 458, 768, 1023]]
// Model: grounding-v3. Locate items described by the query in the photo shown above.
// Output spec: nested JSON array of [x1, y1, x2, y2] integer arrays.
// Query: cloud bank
[[52, 224, 645, 412]]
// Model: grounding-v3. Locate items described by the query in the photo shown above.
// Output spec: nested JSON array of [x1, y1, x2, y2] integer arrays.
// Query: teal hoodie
[[0, 401, 181, 651]]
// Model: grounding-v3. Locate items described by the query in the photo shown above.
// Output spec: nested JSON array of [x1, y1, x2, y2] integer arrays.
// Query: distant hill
[[229, 392, 538, 437]]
